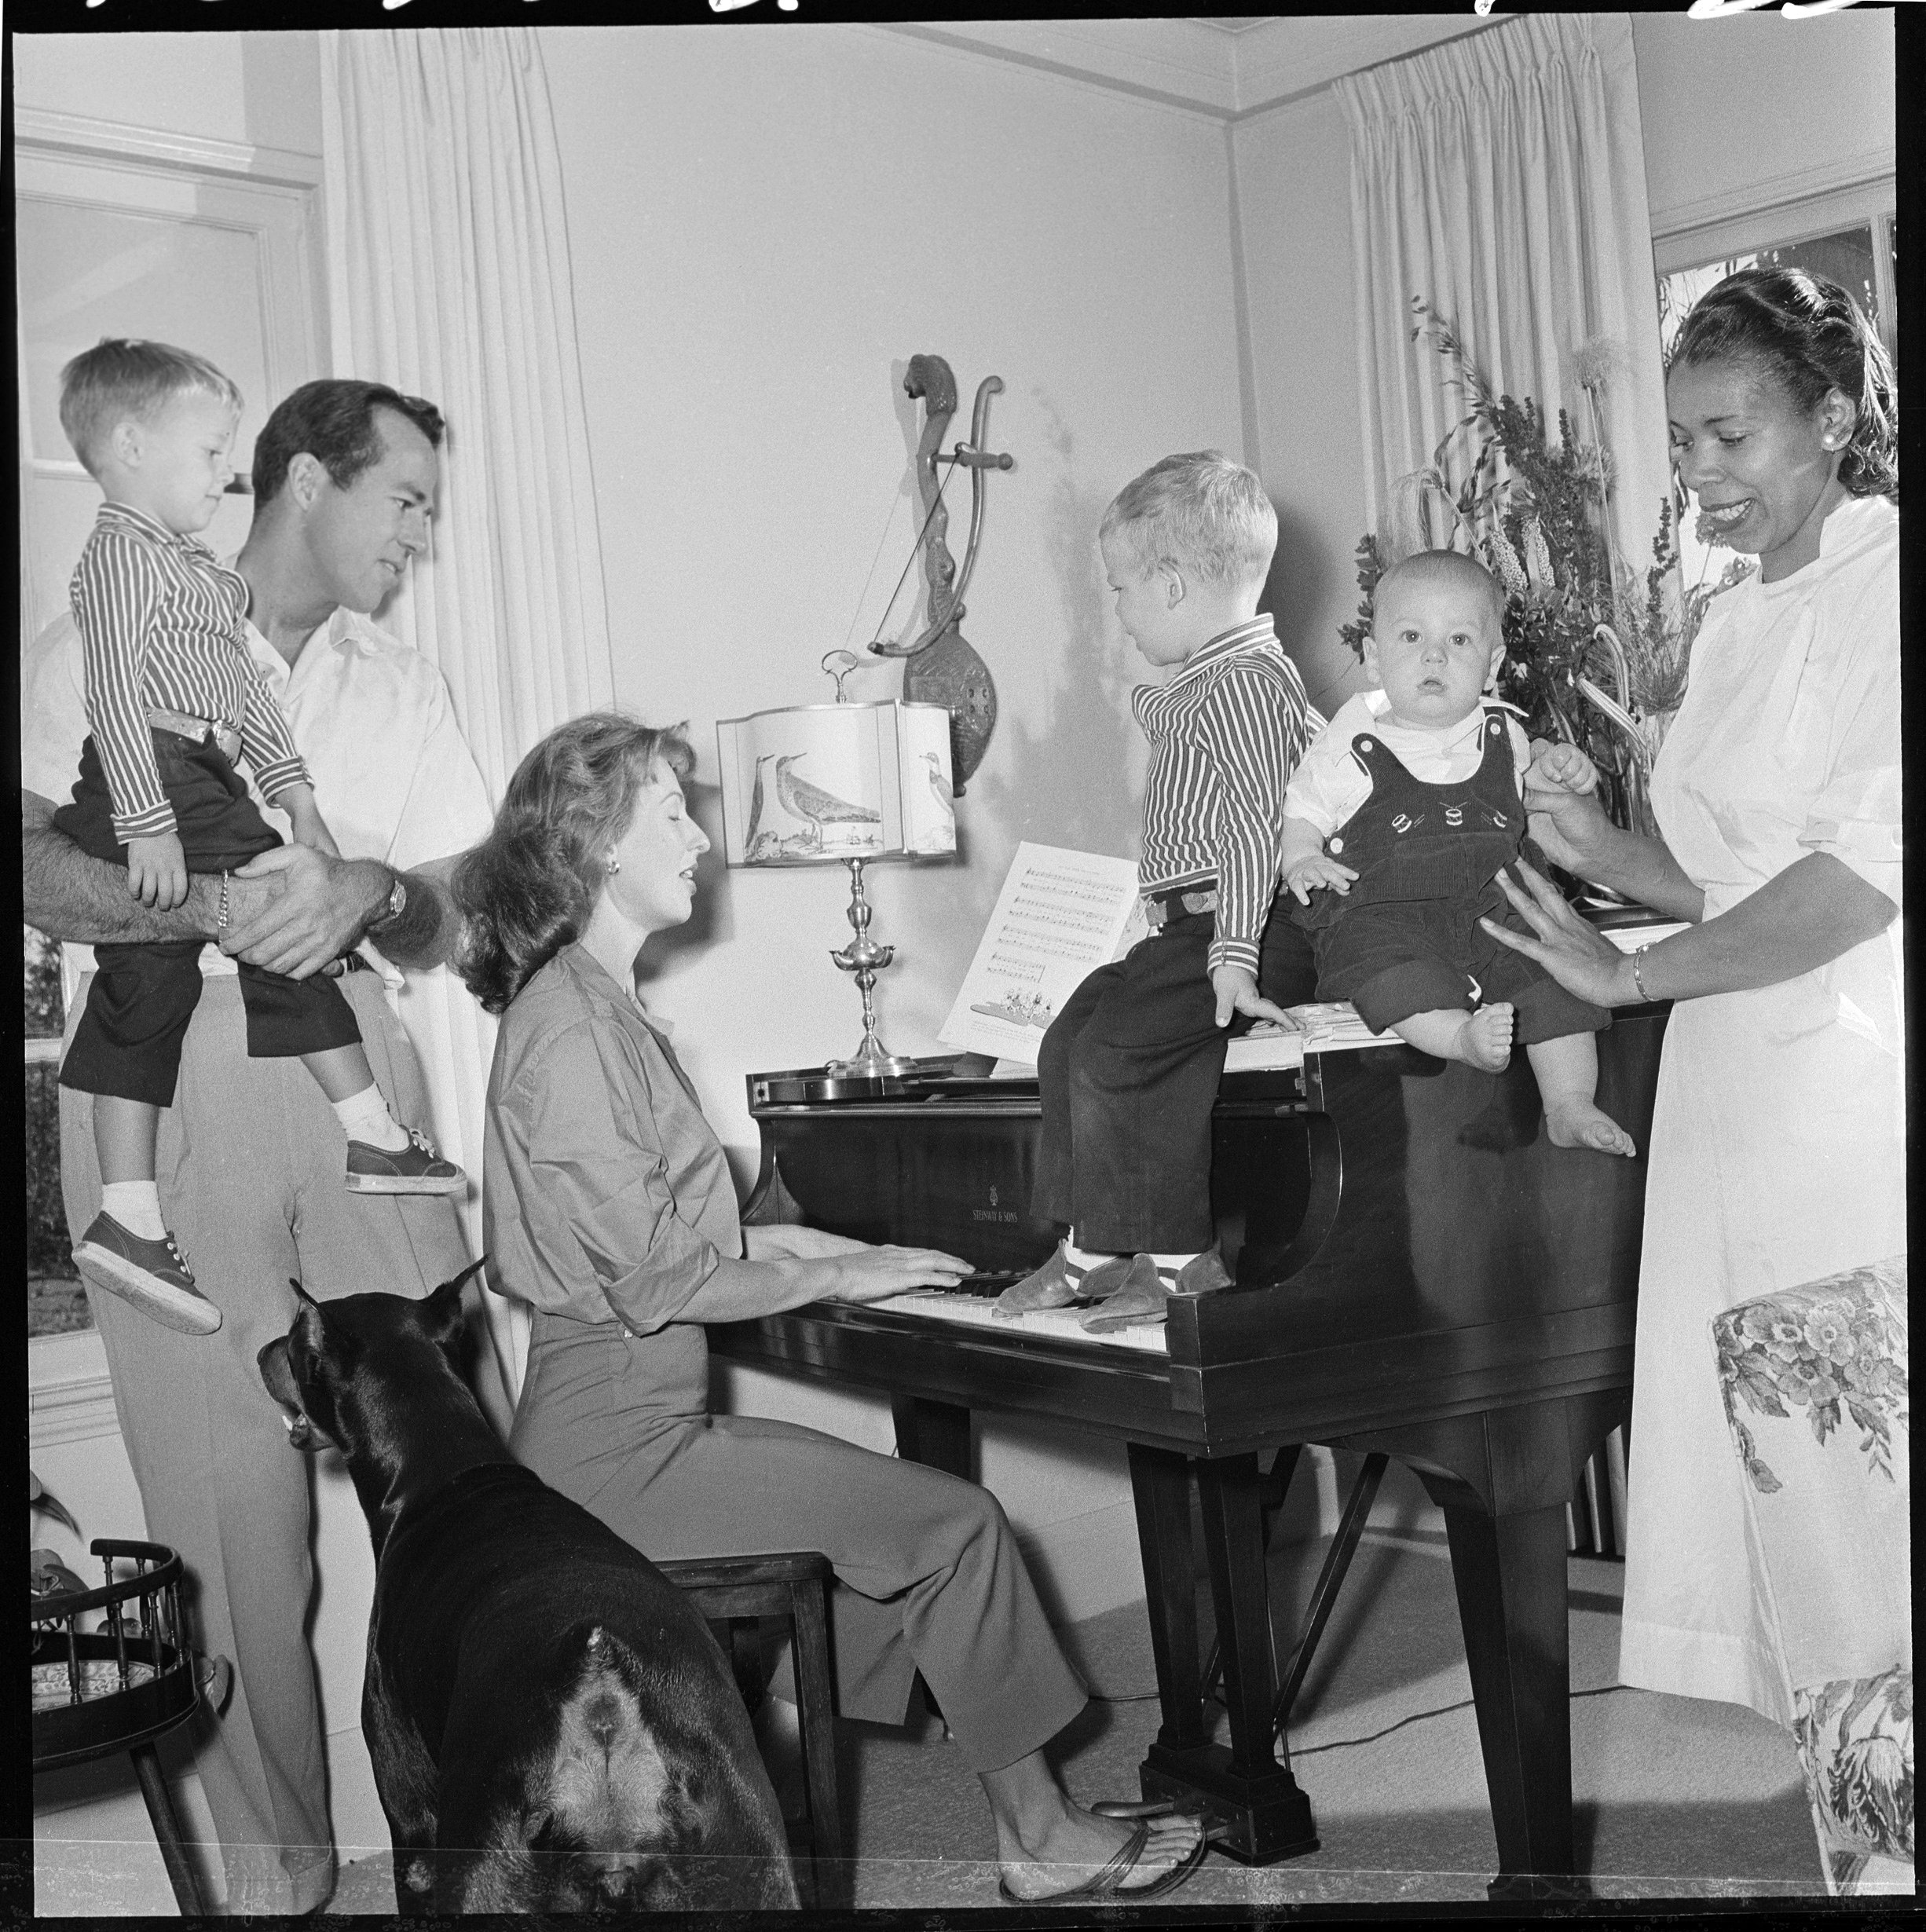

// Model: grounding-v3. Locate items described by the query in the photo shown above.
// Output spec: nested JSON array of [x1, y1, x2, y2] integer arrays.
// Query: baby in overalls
[[1280, 549, 1635, 1156]]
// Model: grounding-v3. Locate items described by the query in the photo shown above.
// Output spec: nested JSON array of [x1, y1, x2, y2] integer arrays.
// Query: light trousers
[[57, 971, 474, 1916]]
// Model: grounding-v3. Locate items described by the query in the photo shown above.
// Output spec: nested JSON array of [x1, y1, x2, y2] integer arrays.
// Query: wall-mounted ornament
[[867, 353, 1011, 793]]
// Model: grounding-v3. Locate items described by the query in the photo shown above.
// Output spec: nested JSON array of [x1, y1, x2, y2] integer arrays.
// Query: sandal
[[995, 1817, 1208, 1904]]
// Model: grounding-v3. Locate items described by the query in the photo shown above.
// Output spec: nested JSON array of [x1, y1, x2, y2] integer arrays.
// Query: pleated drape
[[321, 28, 617, 1401], [1336, 13, 1671, 576]]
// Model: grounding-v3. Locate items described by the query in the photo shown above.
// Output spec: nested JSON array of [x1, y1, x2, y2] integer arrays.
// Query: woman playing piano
[[1477, 268, 1901, 1730], [452, 714, 1207, 1905]]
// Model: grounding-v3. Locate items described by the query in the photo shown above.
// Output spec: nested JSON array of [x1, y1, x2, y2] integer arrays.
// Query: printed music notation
[[939, 843, 1146, 1064]]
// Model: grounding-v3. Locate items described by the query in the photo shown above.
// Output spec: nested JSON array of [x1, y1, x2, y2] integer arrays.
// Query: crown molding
[[877, 20, 1241, 116], [875, 16, 1500, 121], [1648, 146, 1897, 241], [1228, 15, 1497, 115], [13, 105, 322, 187]]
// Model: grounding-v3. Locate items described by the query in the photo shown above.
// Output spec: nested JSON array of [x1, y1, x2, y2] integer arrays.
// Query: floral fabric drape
[[1335, 13, 1671, 579], [1713, 1257, 1913, 1895], [321, 27, 617, 1402]]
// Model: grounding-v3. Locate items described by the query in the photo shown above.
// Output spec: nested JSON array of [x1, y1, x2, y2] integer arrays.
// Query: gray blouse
[[482, 942, 741, 1353]]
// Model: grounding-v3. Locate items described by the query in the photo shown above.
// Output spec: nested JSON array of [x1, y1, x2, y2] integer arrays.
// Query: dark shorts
[[55, 729, 361, 1107], [1313, 890, 1609, 1046]]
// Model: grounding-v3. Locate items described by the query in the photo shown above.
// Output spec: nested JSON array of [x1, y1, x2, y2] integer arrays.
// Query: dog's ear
[[422, 1260, 488, 1346]]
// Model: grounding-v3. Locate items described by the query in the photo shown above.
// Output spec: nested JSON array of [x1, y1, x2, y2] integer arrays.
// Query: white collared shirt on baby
[[1284, 689, 1532, 840]]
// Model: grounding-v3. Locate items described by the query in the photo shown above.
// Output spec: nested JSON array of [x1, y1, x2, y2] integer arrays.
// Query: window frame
[[1653, 174, 1898, 366]]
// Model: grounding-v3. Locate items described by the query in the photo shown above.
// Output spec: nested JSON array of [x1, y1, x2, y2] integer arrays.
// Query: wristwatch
[[372, 871, 408, 931]]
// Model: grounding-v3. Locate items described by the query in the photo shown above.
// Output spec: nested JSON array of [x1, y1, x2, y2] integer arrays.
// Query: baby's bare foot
[[1451, 1004, 1514, 1072], [1544, 1099, 1636, 1157]]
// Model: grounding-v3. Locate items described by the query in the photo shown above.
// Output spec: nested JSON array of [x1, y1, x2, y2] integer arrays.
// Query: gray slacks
[[57, 970, 474, 1916], [511, 1308, 1089, 1774]]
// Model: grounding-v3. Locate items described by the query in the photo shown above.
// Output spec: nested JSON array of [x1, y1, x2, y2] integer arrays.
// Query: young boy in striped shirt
[[51, 339, 462, 1337], [998, 452, 1316, 1332]]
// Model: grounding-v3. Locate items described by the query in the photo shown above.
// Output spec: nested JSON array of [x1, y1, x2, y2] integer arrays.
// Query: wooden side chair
[[655, 1550, 845, 1909]]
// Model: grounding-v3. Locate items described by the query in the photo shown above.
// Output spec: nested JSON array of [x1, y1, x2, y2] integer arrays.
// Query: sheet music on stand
[[938, 843, 1146, 1067]]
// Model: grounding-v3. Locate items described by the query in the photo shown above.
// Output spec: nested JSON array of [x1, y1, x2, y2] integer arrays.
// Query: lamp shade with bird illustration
[[716, 698, 957, 1078], [716, 701, 955, 867]]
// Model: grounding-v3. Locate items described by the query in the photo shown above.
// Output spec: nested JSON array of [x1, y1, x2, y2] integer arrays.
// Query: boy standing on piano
[[1279, 548, 1634, 1155], [998, 452, 1317, 1333]]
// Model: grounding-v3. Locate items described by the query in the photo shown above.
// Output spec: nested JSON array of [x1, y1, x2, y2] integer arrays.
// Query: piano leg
[[889, 1394, 972, 1481], [1361, 1390, 1621, 1899], [1435, 1498, 1587, 1897], [1128, 1444, 1320, 1863]]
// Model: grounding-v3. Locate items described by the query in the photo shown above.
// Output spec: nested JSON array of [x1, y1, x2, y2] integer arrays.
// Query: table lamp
[[718, 666, 956, 1078]]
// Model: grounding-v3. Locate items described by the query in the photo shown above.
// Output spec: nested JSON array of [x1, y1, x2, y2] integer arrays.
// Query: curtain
[[1336, 13, 1670, 578], [321, 28, 617, 1405]]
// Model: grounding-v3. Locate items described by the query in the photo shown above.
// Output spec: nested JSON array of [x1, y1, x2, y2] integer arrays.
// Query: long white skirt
[[1617, 972, 1907, 1724]]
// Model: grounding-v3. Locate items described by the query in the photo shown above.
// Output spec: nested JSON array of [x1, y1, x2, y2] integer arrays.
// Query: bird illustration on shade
[[743, 752, 883, 862], [921, 751, 957, 847]]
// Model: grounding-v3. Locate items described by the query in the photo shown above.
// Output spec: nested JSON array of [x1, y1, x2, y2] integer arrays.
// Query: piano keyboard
[[865, 1288, 1172, 1354]]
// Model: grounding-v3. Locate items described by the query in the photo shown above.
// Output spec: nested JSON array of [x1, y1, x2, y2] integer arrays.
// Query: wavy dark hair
[[453, 714, 695, 1015], [1670, 265, 1897, 499], [251, 379, 446, 504]]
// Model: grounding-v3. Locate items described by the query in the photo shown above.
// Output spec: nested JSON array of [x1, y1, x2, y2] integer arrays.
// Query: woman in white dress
[[1477, 266, 1902, 1725]]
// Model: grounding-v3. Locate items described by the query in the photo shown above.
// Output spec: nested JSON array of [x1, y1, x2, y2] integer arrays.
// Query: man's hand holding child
[[126, 830, 189, 909]]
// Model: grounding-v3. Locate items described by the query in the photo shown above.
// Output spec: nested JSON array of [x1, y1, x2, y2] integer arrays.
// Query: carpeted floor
[[314, 1507, 1826, 1913]]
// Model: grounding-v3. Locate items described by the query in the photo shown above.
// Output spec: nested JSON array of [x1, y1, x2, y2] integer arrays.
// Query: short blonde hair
[[58, 338, 243, 478], [1100, 451, 1277, 589]]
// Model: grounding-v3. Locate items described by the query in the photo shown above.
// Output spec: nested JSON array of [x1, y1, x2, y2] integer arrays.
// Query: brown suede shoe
[[1078, 1253, 1166, 1332], [1170, 1246, 1233, 1296], [1082, 1247, 1232, 1333], [994, 1245, 1137, 1317]]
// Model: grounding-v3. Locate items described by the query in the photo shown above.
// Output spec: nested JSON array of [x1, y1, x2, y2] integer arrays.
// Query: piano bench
[[654, 1551, 844, 1908]]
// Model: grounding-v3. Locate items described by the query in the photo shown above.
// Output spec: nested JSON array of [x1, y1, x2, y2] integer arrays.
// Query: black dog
[[258, 1266, 797, 1913]]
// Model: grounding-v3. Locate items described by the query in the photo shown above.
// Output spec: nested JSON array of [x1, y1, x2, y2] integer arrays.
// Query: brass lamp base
[[826, 856, 917, 1077]]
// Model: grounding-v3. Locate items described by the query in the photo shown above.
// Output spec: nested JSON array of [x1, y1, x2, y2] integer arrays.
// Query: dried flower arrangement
[[1338, 298, 1749, 836]]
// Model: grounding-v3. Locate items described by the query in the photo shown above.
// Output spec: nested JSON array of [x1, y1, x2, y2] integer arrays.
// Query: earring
[[605, 854, 621, 875]]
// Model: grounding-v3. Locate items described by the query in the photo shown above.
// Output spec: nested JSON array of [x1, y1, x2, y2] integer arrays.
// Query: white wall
[[1231, 86, 1370, 723], [1631, 9, 1895, 229], [13, 30, 321, 152], [540, 23, 1250, 1160]]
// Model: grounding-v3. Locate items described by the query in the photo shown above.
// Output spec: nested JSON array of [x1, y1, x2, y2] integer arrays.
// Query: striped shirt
[[1133, 613, 1321, 975], [69, 501, 309, 840]]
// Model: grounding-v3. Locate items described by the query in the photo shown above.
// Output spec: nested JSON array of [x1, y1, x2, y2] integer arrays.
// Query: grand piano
[[711, 1001, 1668, 1894]]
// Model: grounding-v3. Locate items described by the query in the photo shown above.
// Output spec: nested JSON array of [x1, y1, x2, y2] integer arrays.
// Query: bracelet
[[218, 871, 231, 932], [1631, 946, 1653, 1002]]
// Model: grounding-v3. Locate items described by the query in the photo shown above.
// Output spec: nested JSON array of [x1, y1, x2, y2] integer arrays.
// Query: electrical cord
[[1086, 1682, 1632, 1740]]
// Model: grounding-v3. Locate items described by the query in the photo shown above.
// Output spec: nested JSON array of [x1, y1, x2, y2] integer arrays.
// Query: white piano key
[[866, 1290, 1171, 1354]]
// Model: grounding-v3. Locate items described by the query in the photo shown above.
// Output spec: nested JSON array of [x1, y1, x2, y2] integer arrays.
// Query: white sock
[[100, 1181, 166, 1241], [1148, 1250, 1202, 1279], [1063, 1233, 1124, 1274], [331, 1085, 410, 1151]]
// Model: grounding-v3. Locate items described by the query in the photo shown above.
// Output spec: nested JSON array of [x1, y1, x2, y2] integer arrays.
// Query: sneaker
[[74, 1213, 222, 1335], [346, 1128, 465, 1196]]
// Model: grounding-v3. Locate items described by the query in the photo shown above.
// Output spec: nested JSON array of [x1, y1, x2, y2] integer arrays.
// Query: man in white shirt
[[22, 379, 496, 1917]]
